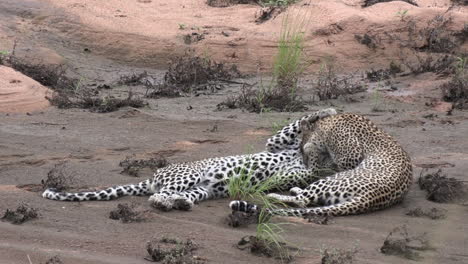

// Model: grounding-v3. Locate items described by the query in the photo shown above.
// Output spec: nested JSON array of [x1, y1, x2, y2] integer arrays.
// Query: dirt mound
[[109, 203, 148, 223], [146, 236, 204, 263], [418, 169, 467, 203], [1, 203, 39, 225], [380, 226, 432, 260], [406, 207, 447, 220], [119, 156, 168, 177], [0, 66, 51, 113]]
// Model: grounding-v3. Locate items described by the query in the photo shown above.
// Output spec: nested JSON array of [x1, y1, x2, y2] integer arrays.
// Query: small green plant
[[218, 11, 307, 113], [455, 56, 467, 75], [178, 23, 186, 30], [262, 0, 296, 7], [235, 195, 296, 262], [0, 50, 8, 64], [273, 11, 307, 93], [315, 60, 365, 100], [441, 55, 467, 109], [395, 9, 409, 21], [371, 89, 384, 112], [255, 209, 293, 261], [227, 166, 283, 202]]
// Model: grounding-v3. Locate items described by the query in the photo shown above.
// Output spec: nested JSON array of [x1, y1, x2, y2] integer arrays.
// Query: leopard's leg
[[148, 167, 203, 211], [169, 178, 231, 210], [267, 196, 372, 217], [169, 186, 222, 210], [231, 194, 371, 217], [268, 175, 350, 208], [266, 108, 337, 153]]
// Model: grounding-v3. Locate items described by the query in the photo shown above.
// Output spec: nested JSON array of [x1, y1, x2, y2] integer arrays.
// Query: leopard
[[42, 108, 338, 211], [230, 113, 413, 217]]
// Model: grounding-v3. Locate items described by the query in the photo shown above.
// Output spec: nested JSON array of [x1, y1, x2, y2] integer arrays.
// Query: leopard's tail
[[42, 178, 154, 201], [229, 198, 369, 217]]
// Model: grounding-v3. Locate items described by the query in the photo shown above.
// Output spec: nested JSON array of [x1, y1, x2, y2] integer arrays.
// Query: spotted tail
[[42, 179, 154, 201], [230, 198, 370, 217]]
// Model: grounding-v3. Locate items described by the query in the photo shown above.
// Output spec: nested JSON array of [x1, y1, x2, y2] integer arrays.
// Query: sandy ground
[[0, 66, 50, 113], [1, 0, 468, 263]]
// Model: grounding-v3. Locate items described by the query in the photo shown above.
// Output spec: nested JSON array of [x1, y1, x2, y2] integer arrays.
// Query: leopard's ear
[[300, 119, 312, 131]]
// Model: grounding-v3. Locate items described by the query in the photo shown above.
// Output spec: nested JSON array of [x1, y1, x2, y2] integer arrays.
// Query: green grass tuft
[[273, 11, 307, 93]]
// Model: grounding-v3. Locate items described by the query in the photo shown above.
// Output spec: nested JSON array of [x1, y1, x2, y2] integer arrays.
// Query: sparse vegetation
[[0, 50, 9, 64], [237, 209, 297, 262], [206, 0, 295, 8], [219, 11, 308, 113], [274, 12, 306, 92], [395, 9, 409, 22], [1, 54, 78, 91], [392, 14, 466, 77], [402, 54, 456, 75], [119, 155, 168, 177], [146, 52, 240, 98], [226, 160, 297, 260], [118, 71, 152, 86], [441, 56, 468, 109], [371, 89, 385, 112], [227, 165, 283, 202], [228, 167, 297, 261], [262, 0, 296, 6], [366, 62, 403, 83], [0, 49, 147, 112], [362, 0, 417, 7], [44, 256, 64, 264], [315, 62, 365, 100], [451, 0, 468, 5], [418, 169, 466, 203], [417, 15, 458, 54], [48, 85, 146, 113], [366, 69, 391, 83], [41, 162, 76, 192], [380, 226, 432, 260], [206, 0, 257, 8], [146, 236, 204, 263], [387, 14, 465, 54], [1, 203, 39, 225], [405, 207, 447, 220], [321, 246, 358, 264], [218, 82, 306, 113]]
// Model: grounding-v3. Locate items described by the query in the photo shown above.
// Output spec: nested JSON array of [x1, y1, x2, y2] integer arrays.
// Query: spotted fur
[[42, 108, 338, 211], [230, 113, 413, 217]]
